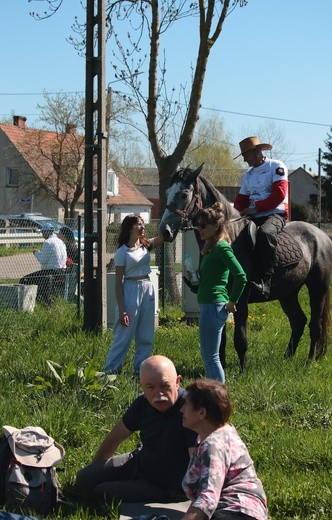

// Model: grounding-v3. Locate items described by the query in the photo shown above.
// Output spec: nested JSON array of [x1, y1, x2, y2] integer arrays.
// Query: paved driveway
[[0, 253, 40, 279]]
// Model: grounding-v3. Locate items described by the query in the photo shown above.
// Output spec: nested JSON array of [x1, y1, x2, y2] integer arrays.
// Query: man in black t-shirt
[[76, 355, 197, 505]]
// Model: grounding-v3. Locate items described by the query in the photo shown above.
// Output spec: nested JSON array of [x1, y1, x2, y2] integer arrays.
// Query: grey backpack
[[0, 426, 65, 515]]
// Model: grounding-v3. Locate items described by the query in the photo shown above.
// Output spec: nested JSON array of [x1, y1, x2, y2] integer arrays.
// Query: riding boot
[[250, 278, 271, 300]]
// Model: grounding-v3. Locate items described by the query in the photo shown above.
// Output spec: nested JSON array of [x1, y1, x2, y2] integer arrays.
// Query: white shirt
[[238, 158, 288, 217], [34, 234, 67, 270], [115, 241, 155, 278]]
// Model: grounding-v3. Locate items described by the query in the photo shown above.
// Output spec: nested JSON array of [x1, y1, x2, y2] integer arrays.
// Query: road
[[0, 253, 40, 279]]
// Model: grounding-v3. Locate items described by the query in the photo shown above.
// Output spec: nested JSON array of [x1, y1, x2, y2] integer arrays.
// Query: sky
[[1, 0, 332, 173]]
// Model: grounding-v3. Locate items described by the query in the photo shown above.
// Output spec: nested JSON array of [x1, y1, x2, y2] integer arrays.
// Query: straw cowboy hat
[[3, 425, 65, 467], [233, 136, 272, 159]]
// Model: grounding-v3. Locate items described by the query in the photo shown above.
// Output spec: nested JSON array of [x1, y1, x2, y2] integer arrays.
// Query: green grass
[[0, 246, 35, 257], [0, 287, 331, 519]]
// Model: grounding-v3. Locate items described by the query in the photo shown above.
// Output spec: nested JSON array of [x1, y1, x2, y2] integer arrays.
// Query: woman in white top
[[104, 215, 164, 376]]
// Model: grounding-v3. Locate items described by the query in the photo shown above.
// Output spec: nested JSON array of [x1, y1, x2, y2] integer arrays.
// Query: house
[[0, 116, 153, 223], [127, 167, 160, 218], [106, 168, 153, 223], [288, 166, 319, 207], [127, 167, 242, 216], [128, 164, 323, 217]]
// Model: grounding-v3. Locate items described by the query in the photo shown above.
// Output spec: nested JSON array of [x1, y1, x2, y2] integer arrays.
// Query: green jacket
[[197, 240, 247, 304]]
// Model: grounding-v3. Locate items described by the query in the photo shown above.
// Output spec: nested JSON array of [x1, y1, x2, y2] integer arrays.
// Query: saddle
[[246, 222, 303, 268], [275, 229, 303, 267]]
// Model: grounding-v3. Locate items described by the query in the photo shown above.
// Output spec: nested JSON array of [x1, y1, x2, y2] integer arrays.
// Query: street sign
[[20, 196, 31, 204]]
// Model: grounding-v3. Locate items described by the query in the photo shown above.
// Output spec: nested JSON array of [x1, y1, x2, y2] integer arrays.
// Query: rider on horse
[[233, 136, 289, 300]]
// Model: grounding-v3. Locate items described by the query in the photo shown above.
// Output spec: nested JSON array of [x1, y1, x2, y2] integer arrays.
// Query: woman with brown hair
[[104, 215, 163, 376], [185, 202, 247, 382], [181, 379, 268, 520]]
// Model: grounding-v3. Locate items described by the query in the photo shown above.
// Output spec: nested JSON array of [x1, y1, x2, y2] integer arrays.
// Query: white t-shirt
[[114, 241, 155, 278], [34, 234, 67, 269], [239, 158, 288, 217]]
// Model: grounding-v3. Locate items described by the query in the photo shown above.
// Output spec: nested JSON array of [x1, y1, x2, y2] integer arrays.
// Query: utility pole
[[84, 0, 107, 331], [318, 148, 322, 228]]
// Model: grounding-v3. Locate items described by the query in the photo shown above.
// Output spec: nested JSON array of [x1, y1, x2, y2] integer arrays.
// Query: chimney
[[13, 116, 27, 129]]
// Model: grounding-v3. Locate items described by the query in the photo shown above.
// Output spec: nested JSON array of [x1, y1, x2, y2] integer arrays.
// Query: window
[[6, 168, 19, 187]]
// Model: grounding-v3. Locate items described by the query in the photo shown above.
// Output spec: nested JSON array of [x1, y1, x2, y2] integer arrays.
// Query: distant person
[[181, 379, 268, 520], [76, 355, 197, 506], [185, 203, 247, 383], [234, 136, 288, 299], [20, 223, 67, 305], [104, 214, 163, 377], [58, 226, 79, 264]]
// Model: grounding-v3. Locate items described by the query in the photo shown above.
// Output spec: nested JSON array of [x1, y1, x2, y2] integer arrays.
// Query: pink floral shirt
[[182, 424, 268, 520]]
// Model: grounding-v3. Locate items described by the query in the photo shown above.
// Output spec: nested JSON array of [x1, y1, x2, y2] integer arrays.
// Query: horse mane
[[198, 176, 239, 221]]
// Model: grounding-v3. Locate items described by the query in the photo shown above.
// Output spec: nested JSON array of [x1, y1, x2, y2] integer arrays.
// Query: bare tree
[[30, 91, 86, 219], [184, 114, 242, 186], [25, 90, 135, 218], [29, 0, 248, 302], [30, 0, 248, 209], [236, 119, 294, 166]]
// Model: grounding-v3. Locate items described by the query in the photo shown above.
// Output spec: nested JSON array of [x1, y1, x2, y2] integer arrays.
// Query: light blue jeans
[[199, 303, 228, 382], [104, 279, 155, 375]]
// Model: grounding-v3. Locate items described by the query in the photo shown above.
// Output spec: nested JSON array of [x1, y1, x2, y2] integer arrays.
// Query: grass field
[[0, 287, 331, 519]]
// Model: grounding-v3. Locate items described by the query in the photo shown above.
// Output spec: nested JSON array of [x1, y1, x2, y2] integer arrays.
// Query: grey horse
[[159, 165, 332, 370]]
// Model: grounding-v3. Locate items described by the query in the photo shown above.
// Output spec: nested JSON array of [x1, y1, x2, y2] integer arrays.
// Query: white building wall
[[289, 170, 318, 206], [107, 205, 151, 223]]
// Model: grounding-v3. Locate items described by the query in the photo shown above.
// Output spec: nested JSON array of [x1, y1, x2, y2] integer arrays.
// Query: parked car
[[0, 213, 85, 250]]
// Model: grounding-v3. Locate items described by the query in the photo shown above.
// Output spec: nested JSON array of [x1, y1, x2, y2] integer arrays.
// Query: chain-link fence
[[1, 215, 331, 328], [0, 217, 185, 325]]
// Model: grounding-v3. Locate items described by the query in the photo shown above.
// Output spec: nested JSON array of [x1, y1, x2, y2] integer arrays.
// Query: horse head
[[158, 163, 240, 242], [158, 164, 206, 242]]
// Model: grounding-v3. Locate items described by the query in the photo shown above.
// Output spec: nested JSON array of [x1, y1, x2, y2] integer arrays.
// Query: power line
[[199, 105, 332, 129], [0, 89, 331, 129]]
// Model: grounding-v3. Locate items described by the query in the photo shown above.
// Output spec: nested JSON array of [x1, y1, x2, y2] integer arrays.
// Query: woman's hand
[[225, 301, 236, 313], [120, 312, 130, 326]]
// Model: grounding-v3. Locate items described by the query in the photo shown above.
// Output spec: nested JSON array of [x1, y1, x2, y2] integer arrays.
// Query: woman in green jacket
[[186, 202, 247, 382]]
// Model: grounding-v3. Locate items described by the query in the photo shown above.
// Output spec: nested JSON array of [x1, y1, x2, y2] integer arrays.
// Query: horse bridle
[[165, 177, 203, 229], [165, 176, 248, 230]]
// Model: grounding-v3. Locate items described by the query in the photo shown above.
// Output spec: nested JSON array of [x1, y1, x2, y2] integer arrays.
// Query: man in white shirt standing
[[20, 223, 67, 305]]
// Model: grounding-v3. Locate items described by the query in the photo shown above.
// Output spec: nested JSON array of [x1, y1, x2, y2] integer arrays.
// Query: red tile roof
[[0, 120, 152, 208]]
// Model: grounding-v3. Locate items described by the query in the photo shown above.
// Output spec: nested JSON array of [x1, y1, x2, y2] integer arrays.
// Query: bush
[[290, 202, 310, 222]]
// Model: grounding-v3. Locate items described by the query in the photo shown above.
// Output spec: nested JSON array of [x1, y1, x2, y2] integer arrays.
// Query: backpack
[[0, 426, 65, 515]]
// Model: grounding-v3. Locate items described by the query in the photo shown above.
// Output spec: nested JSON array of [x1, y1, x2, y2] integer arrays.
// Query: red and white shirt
[[234, 158, 288, 218]]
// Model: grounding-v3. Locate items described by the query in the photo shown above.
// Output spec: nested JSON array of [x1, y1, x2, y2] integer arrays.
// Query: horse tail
[[316, 288, 330, 359]]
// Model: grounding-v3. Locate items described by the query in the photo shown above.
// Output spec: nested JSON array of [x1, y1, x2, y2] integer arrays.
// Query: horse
[[158, 164, 332, 370]]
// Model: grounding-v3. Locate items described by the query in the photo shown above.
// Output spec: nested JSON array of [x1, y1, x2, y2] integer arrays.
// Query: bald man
[[76, 356, 197, 505]]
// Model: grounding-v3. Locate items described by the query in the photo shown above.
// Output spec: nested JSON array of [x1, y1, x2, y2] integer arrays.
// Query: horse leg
[[219, 324, 227, 369], [233, 301, 249, 371], [279, 292, 307, 357], [307, 282, 330, 360]]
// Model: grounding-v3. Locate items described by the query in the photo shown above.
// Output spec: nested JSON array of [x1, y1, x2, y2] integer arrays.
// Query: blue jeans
[[199, 303, 228, 382]]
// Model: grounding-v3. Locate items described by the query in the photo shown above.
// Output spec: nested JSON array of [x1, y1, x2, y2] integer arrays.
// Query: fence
[[0, 219, 186, 325], [1, 218, 330, 325]]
